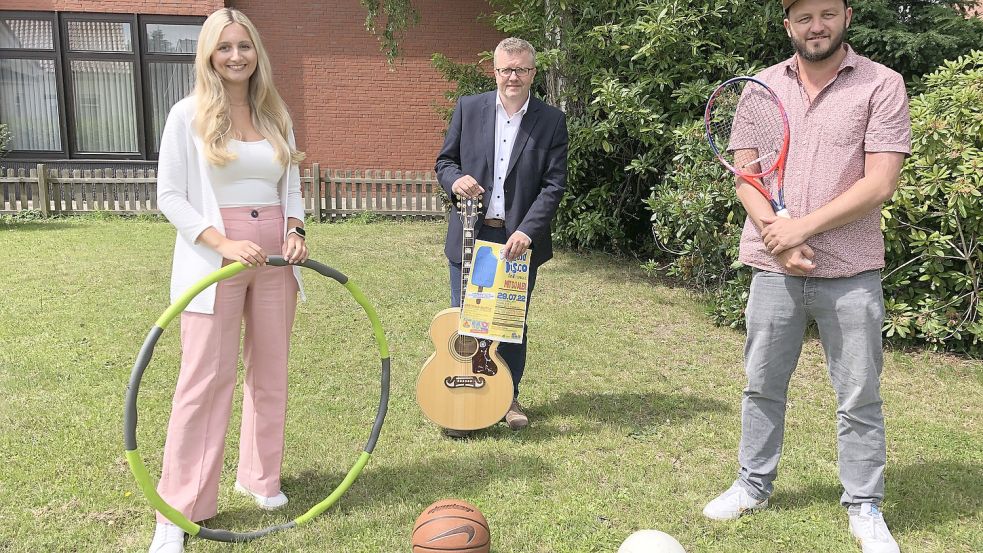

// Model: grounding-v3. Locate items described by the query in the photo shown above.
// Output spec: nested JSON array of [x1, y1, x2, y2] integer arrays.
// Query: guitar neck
[[461, 225, 474, 307]]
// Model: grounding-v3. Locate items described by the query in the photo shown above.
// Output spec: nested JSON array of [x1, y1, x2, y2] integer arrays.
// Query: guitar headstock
[[455, 195, 482, 231]]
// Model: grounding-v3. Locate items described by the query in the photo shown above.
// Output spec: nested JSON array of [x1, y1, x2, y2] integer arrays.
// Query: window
[[143, 22, 200, 154], [0, 14, 62, 152], [0, 12, 202, 160]]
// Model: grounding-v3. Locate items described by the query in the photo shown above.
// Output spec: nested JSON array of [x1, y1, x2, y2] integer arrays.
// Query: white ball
[[617, 529, 687, 553]]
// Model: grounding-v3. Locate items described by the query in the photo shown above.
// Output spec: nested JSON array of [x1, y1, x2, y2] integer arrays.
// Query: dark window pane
[[148, 62, 195, 152], [0, 19, 54, 50], [67, 21, 132, 53], [0, 59, 61, 150], [146, 24, 201, 54], [70, 60, 138, 153]]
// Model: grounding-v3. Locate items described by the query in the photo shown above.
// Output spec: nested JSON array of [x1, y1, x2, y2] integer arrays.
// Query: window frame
[[0, 10, 203, 161], [139, 14, 202, 160], [60, 12, 144, 160], [0, 11, 68, 160]]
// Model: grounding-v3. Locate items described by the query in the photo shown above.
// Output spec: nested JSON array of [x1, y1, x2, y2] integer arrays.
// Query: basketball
[[618, 529, 687, 553], [412, 498, 490, 553]]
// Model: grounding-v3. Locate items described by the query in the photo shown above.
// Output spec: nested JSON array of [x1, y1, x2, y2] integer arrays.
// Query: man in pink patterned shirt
[[703, 1, 910, 552]]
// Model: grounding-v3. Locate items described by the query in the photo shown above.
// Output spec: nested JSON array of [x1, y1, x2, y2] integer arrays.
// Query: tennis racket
[[705, 76, 791, 218]]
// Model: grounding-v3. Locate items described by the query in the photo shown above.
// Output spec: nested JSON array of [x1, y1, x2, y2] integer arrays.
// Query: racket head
[[705, 77, 790, 180]]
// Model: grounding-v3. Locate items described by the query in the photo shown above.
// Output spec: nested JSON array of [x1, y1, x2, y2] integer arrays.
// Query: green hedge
[[647, 50, 983, 354]]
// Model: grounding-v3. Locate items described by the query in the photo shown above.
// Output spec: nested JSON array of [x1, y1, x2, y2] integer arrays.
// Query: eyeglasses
[[495, 67, 535, 77]]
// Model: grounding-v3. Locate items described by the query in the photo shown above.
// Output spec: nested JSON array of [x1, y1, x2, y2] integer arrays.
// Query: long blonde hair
[[192, 8, 304, 166]]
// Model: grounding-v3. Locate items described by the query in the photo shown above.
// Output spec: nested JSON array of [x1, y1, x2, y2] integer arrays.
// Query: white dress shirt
[[490, 92, 530, 220]]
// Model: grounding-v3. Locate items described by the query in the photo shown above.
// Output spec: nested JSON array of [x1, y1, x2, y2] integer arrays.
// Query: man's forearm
[[737, 179, 778, 232], [799, 152, 904, 237]]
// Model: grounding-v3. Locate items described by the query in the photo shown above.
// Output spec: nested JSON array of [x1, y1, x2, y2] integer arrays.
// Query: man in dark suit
[[435, 37, 568, 435]]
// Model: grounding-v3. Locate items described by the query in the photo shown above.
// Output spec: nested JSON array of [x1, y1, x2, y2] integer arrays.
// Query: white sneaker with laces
[[234, 480, 288, 510], [148, 522, 184, 553], [849, 502, 900, 553], [703, 482, 769, 521]]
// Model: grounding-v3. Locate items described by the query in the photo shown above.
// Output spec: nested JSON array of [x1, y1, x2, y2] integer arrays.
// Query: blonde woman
[[150, 8, 308, 552]]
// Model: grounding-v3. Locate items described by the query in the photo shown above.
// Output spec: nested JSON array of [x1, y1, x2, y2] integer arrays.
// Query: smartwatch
[[287, 227, 306, 240]]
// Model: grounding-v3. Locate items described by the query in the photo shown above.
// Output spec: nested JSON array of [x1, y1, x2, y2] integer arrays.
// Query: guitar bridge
[[444, 376, 487, 389]]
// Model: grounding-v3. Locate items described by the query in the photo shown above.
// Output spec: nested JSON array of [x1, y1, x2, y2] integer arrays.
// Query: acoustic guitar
[[417, 196, 514, 431]]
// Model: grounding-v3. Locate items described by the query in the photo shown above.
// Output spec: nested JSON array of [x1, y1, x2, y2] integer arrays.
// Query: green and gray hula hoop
[[124, 256, 390, 542]]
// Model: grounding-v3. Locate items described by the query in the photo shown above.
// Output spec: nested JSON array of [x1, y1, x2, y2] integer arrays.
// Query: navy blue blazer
[[436, 91, 568, 269]]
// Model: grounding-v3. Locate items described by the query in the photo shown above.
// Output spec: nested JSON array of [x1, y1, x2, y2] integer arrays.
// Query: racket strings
[[709, 82, 785, 177]]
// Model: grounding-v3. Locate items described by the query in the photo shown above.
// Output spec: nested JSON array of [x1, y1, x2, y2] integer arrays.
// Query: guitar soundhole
[[451, 334, 479, 362]]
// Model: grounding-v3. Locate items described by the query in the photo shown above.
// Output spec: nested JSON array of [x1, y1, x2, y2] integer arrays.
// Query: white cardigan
[[157, 96, 305, 314]]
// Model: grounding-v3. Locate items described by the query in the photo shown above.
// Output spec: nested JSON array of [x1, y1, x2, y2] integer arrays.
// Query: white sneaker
[[148, 522, 184, 553], [234, 480, 288, 510], [849, 503, 900, 553], [703, 482, 769, 521]]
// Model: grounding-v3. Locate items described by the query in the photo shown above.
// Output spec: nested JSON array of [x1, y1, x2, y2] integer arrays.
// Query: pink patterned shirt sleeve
[[738, 45, 912, 278]]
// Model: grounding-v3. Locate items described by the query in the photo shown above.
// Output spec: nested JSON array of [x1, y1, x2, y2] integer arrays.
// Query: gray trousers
[[737, 269, 886, 506]]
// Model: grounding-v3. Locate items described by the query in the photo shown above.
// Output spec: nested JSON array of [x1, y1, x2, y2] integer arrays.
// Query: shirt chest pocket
[[821, 103, 869, 146]]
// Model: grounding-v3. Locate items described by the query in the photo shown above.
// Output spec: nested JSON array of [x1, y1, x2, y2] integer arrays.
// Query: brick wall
[[2, 1, 222, 15], [3, 0, 502, 170], [233, 0, 503, 170]]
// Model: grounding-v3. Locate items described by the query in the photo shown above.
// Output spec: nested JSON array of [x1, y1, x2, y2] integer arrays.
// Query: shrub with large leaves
[[645, 119, 752, 328], [881, 50, 983, 351]]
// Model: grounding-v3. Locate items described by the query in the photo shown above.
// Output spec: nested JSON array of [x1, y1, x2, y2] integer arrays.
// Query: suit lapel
[[481, 94, 495, 185], [505, 99, 539, 179]]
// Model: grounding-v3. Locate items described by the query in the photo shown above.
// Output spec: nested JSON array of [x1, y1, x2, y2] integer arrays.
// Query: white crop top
[[208, 139, 283, 207]]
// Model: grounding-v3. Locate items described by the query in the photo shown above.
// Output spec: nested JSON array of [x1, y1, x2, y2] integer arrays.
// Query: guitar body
[[417, 307, 514, 430]]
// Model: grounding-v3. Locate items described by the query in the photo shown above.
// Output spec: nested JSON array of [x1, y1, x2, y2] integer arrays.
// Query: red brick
[[225, 0, 503, 170], [3, 0, 503, 169]]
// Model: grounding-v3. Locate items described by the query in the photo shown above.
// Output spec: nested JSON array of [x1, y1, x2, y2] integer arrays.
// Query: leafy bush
[[430, 52, 495, 121], [851, 0, 983, 89], [495, 0, 789, 253], [2, 209, 44, 223], [424, 1, 983, 352], [425, 0, 983, 255], [880, 50, 983, 351], [648, 121, 741, 291], [645, 119, 751, 327], [650, 50, 983, 353]]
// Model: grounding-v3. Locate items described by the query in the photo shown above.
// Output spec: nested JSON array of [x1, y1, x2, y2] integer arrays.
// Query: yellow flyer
[[459, 240, 530, 344]]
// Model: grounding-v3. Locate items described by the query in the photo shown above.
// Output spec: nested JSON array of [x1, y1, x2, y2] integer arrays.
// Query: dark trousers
[[449, 225, 538, 398]]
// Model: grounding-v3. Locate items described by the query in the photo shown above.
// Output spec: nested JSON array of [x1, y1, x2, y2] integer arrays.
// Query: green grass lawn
[[0, 216, 980, 552]]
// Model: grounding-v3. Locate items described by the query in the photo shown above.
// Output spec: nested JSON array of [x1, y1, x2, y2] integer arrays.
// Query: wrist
[[212, 236, 232, 252], [287, 226, 306, 240], [799, 214, 820, 240], [199, 229, 227, 250]]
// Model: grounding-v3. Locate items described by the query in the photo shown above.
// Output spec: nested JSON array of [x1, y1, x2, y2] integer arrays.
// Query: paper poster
[[459, 240, 530, 344]]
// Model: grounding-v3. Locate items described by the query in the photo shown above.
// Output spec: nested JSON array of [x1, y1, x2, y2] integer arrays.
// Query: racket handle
[[775, 208, 790, 219]]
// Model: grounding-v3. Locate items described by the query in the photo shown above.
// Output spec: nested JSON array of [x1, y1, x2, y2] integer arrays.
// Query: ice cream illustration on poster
[[460, 240, 530, 344]]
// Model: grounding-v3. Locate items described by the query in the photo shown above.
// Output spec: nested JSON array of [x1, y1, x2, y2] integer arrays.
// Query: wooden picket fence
[[0, 162, 447, 220], [302, 164, 446, 220]]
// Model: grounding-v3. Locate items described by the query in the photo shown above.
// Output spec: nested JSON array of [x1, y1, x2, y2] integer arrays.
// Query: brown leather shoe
[[443, 428, 471, 439], [504, 400, 529, 430]]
